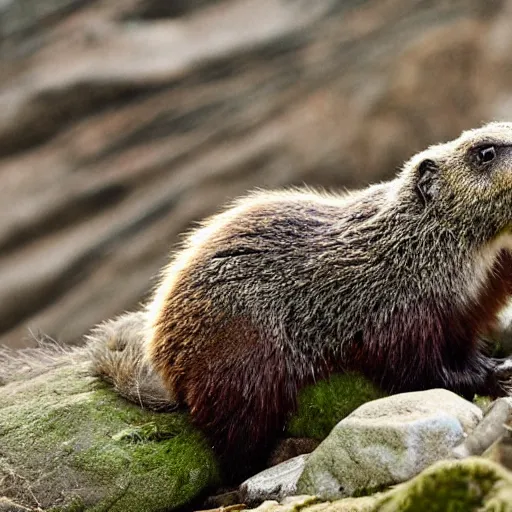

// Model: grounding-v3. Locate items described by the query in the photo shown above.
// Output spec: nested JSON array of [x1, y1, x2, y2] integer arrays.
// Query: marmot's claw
[[487, 358, 512, 397], [494, 358, 512, 381]]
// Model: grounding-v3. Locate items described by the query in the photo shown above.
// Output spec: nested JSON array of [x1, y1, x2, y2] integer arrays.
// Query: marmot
[[91, 123, 512, 473]]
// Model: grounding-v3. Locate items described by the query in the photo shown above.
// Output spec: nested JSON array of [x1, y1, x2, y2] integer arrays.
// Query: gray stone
[[244, 458, 512, 512], [243, 495, 322, 512], [296, 389, 482, 500], [453, 397, 512, 458], [483, 435, 512, 472], [240, 455, 309, 505]]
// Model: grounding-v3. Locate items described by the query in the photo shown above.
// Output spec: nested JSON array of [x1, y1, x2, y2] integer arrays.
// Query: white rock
[[296, 389, 482, 500], [240, 454, 309, 504]]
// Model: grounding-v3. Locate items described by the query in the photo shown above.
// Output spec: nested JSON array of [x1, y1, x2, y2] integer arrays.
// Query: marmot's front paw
[[488, 358, 512, 397]]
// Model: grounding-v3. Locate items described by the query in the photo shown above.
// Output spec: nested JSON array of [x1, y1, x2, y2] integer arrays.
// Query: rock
[[244, 458, 512, 511], [375, 457, 512, 512], [482, 403, 512, 471], [2, 0, 512, 349], [240, 372, 386, 504], [243, 496, 323, 512], [0, 497, 31, 512], [286, 373, 386, 440], [198, 505, 247, 512], [241, 494, 378, 512], [453, 397, 512, 458], [202, 490, 245, 510], [483, 436, 512, 472], [0, 353, 220, 511], [240, 455, 309, 505], [297, 389, 482, 500]]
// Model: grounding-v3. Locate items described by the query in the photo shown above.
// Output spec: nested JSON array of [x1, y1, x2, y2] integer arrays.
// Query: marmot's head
[[401, 122, 512, 239]]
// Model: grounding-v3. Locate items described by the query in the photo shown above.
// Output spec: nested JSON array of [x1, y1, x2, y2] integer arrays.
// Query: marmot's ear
[[416, 159, 440, 206]]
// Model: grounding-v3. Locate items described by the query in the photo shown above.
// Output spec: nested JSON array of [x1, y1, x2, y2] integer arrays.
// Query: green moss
[[287, 373, 386, 440], [0, 362, 220, 511], [473, 394, 493, 411], [111, 422, 178, 443], [69, 389, 220, 511], [72, 420, 218, 512], [375, 458, 512, 512]]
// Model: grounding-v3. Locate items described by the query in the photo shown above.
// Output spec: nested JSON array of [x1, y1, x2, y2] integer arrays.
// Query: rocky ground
[[2, 0, 512, 349], [2, 342, 512, 511], [0, 346, 220, 511]]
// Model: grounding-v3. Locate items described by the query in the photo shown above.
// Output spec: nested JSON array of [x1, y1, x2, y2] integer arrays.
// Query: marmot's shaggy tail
[[0, 338, 81, 385], [86, 311, 175, 411], [1, 312, 174, 412]]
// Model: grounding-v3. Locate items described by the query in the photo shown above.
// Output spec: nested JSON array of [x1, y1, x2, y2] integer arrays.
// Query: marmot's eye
[[477, 145, 496, 164]]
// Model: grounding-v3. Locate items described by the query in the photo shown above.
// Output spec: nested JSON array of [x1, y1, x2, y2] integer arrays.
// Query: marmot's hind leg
[[179, 326, 305, 477]]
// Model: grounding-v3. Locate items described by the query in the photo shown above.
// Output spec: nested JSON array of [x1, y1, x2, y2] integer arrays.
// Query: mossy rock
[[374, 457, 512, 512], [246, 458, 512, 512], [0, 361, 220, 511], [287, 373, 386, 440]]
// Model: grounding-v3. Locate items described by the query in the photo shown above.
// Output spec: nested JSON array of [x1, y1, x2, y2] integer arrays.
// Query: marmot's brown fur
[[93, 123, 512, 474]]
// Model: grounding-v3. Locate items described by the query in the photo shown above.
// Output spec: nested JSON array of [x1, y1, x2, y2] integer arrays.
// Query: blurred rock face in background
[[0, 0, 511, 348]]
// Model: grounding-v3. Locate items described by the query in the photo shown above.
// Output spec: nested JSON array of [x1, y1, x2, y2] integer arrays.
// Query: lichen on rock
[[375, 457, 512, 512], [0, 356, 219, 511]]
